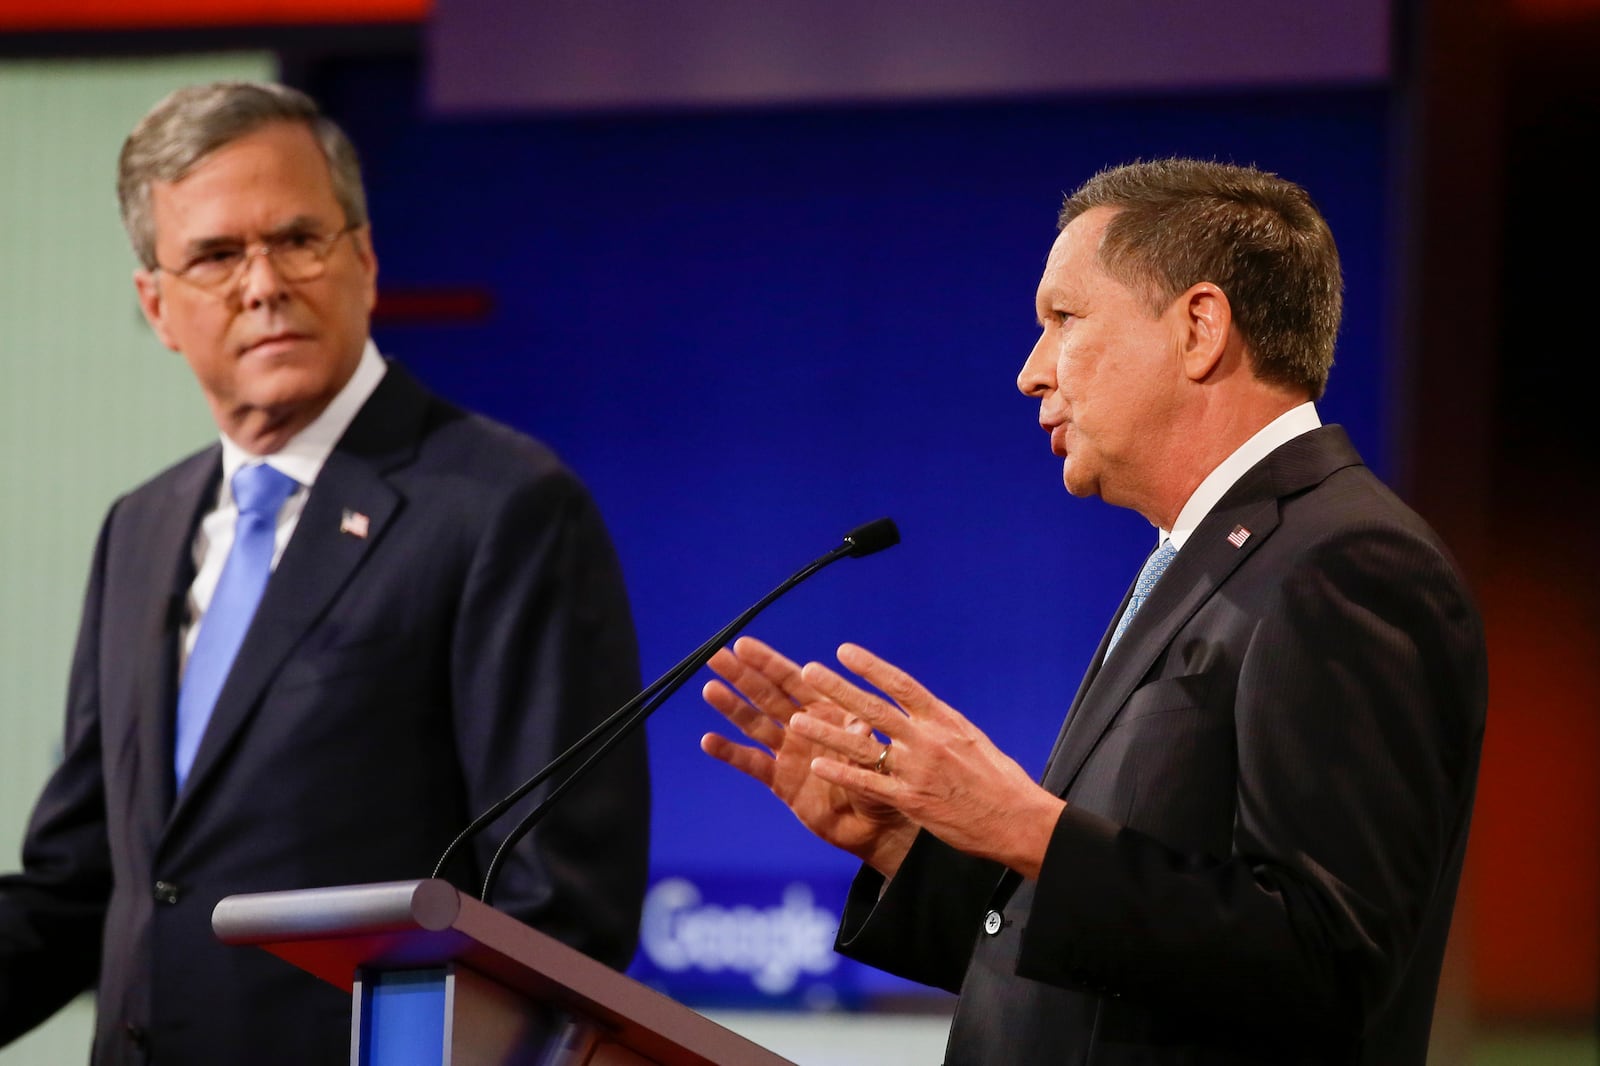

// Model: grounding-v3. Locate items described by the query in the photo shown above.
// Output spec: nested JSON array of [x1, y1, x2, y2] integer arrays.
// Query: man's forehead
[[1054, 207, 1117, 262], [1037, 213, 1106, 293], [147, 124, 340, 244]]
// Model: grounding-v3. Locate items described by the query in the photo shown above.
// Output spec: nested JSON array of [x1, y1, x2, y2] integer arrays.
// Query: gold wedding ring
[[874, 742, 892, 775]]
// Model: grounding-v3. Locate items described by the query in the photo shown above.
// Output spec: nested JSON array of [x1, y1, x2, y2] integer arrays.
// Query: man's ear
[[351, 225, 379, 313], [1179, 282, 1231, 382], [133, 270, 181, 353]]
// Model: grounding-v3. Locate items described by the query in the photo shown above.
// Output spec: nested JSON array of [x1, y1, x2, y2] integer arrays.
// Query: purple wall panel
[[430, 0, 1391, 115]]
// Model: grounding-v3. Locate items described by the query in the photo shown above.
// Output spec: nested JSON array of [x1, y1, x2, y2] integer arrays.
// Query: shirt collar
[[217, 340, 387, 498], [1163, 401, 1321, 550]]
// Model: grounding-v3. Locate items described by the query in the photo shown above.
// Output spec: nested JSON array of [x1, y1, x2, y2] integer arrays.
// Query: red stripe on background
[[0, 0, 428, 31], [372, 287, 494, 326]]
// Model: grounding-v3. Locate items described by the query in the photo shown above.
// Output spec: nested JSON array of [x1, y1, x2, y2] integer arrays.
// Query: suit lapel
[[1038, 606, 1125, 782], [1039, 426, 1365, 796], [1041, 497, 1277, 794], [168, 366, 430, 823], [128, 449, 220, 826]]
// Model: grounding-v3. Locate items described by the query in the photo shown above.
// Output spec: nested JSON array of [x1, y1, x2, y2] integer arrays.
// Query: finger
[[790, 710, 891, 768], [731, 636, 831, 706], [708, 642, 817, 725], [809, 754, 901, 806], [701, 678, 785, 750], [700, 732, 776, 788], [836, 642, 945, 720], [706, 646, 800, 724], [799, 659, 911, 739]]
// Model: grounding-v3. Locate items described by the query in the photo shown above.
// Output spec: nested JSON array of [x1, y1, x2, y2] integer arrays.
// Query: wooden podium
[[213, 878, 796, 1066]]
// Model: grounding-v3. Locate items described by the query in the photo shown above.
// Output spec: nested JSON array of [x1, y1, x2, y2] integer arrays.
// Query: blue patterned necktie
[[174, 463, 298, 791], [1106, 539, 1178, 654]]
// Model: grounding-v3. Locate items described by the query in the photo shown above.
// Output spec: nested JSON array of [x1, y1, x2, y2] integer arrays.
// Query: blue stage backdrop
[[320, 61, 1391, 1007]]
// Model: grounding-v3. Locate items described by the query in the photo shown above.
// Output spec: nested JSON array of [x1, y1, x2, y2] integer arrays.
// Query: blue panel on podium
[[359, 967, 447, 1066]]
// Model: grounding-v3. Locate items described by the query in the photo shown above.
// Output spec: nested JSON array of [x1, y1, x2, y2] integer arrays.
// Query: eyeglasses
[[157, 224, 361, 292]]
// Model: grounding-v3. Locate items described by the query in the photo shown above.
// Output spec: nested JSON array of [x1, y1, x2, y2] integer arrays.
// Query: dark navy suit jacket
[[0, 363, 650, 1065], [839, 427, 1487, 1065]]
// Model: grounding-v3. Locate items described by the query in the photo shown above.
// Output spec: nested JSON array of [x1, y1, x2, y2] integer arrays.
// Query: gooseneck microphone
[[432, 517, 901, 905]]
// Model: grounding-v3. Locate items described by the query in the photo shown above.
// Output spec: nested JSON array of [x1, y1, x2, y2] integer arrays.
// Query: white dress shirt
[[1163, 402, 1322, 551], [180, 342, 387, 670]]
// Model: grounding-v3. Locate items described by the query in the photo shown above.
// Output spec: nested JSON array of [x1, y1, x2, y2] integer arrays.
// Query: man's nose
[[238, 246, 290, 307], [1017, 331, 1055, 398]]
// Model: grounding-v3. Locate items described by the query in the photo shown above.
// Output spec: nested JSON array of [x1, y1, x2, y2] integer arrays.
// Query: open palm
[[701, 637, 914, 873]]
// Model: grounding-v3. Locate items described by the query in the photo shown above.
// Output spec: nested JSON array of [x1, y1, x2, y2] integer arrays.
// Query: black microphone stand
[[430, 518, 900, 904]]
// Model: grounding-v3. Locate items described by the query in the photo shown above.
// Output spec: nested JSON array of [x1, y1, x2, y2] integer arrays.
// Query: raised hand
[[790, 643, 1066, 880], [701, 636, 919, 878]]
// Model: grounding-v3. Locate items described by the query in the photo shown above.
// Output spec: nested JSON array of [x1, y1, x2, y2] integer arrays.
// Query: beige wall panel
[[0, 52, 275, 1065]]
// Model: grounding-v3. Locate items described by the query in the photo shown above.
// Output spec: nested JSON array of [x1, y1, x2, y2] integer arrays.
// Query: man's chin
[[1061, 463, 1095, 499], [220, 386, 334, 451]]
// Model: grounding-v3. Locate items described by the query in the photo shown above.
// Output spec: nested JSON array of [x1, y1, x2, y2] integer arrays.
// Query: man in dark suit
[[701, 159, 1486, 1063], [0, 81, 649, 1065]]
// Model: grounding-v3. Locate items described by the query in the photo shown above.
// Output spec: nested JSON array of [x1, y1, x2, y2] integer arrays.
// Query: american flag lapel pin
[[1226, 524, 1251, 548], [340, 509, 370, 539]]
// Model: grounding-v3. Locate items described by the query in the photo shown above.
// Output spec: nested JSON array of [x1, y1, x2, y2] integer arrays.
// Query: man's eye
[[276, 232, 321, 250], [189, 249, 242, 269]]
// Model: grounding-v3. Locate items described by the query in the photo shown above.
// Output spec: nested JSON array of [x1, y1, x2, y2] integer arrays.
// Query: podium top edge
[[212, 878, 462, 944]]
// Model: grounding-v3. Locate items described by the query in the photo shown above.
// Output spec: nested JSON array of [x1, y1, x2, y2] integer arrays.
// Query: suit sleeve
[[447, 466, 649, 971], [834, 830, 1003, 994], [1014, 525, 1486, 1035], [0, 508, 117, 1044]]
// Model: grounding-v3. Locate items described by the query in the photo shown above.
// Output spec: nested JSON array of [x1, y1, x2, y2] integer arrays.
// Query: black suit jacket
[[838, 427, 1487, 1065], [0, 363, 650, 1065]]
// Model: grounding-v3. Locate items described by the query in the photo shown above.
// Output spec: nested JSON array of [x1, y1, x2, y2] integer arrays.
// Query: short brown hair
[[117, 80, 368, 270], [1060, 158, 1342, 399]]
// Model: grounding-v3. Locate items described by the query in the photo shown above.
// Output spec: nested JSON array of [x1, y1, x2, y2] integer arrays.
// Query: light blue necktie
[[1106, 539, 1178, 654], [174, 463, 298, 791]]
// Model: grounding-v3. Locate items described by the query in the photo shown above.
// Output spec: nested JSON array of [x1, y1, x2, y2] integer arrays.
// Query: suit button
[[125, 1022, 148, 1049], [983, 910, 1003, 935], [153, 880, 180, 904]]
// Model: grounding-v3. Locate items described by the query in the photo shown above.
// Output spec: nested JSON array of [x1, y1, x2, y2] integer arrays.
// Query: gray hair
[[1060, 158, 1342, 400], [117, 80, 368, 270]]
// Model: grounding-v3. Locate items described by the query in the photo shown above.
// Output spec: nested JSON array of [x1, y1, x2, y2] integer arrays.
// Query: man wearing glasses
[[0, 81, 649, 1066]]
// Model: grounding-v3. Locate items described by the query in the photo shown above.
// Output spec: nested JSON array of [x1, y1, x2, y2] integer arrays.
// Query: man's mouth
[[240, 332, 310, 357], [1041, 417, 1070, 458]]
